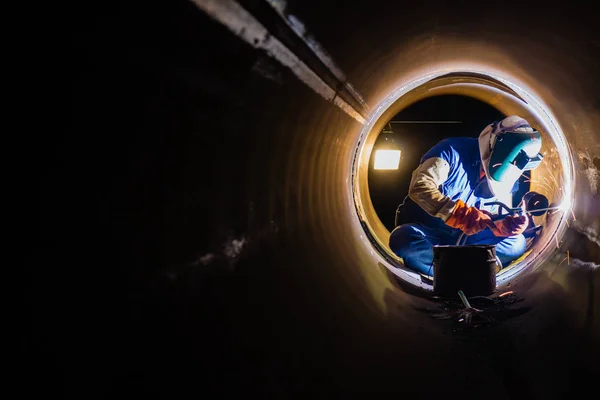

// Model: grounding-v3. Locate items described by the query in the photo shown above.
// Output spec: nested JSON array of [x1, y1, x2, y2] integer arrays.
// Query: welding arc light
[[374, 149, 401, 170]]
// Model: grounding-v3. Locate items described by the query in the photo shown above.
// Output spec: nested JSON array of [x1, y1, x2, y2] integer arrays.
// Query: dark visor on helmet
[[489, 130, 543, 182]]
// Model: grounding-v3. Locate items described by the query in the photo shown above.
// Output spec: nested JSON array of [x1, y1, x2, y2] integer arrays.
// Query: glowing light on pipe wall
[[374, 150, 401, 170]]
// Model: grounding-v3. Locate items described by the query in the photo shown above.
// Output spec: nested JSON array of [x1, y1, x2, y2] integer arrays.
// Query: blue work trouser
[[389, 223, 527, 276]]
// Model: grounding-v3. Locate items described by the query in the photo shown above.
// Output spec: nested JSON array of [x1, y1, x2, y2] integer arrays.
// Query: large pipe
[[54, 0, 599, 398]]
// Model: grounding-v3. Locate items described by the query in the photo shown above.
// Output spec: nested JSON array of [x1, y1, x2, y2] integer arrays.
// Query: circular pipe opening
[[352, 71, 574, 292]]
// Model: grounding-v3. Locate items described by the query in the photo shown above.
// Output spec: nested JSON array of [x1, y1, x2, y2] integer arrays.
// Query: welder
[[389, 115, 544, 276]]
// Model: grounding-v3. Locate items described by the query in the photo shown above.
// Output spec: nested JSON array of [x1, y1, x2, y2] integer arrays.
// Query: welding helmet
[[478, 116, 543, 196]]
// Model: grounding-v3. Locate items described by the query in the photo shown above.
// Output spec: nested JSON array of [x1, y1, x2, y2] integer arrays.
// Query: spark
[[567, 250, 570, 265], [499, 291, 513, 297], [492, 163, 502, 167], [534, 181, 554, 194], [542, 177, 552, 187], [559, 255, 568, 266], [526, 177, 553, 194], [557, 197, 572, 212], [570, 208, 577, 221]]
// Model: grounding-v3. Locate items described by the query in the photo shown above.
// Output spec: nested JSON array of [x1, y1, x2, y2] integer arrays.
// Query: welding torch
[[455, 192, 562, 246], [484, 191, 561, 221]]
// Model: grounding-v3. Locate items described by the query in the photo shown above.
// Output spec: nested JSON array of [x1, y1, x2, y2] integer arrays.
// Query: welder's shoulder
[[421, 137, 473, 164]]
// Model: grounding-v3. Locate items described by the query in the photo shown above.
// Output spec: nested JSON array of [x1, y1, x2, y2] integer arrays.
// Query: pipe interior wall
[[50, 0, 600, 398]]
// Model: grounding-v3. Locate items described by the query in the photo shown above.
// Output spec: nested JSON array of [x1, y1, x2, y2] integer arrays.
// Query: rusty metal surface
[[46, 0, 600, 398]]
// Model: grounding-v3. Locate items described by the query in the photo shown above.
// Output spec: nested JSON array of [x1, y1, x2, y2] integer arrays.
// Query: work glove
[[491, 214, 529, 237], [445, 200, 496, 235]]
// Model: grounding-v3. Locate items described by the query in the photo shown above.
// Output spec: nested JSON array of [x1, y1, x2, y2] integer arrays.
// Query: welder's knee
[[495, 234, 527, 265], [389, 224, 424, 257]]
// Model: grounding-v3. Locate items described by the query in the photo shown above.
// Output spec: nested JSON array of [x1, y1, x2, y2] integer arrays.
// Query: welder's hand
[[492, 214, 529, 237], [446, 200, 496, 235]]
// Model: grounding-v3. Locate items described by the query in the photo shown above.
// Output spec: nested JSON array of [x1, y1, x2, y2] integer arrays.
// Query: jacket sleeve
[[408, 156, 457, 222]]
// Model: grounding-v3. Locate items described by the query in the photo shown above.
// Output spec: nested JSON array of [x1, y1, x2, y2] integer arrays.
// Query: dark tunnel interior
[[39, 0, 600, 398]]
